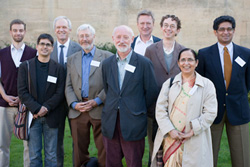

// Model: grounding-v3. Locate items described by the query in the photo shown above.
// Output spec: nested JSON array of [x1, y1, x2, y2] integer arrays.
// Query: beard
[[81, 40, 94, 51], [13, 36, 24, 42], [116, 43, 130, 53]]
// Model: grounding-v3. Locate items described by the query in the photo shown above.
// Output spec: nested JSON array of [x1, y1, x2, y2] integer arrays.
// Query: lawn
[[10, 121, 249, 166]]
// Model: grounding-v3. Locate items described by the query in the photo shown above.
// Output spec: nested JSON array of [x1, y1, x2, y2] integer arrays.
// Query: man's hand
[[179, 129, 194, 143], [33, 106, 48, 119], [75, 100, 97, 113], [3, 95, 19, 106]]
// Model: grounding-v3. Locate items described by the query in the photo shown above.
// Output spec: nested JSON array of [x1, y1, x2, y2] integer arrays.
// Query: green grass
[[10, 121, 249, 166]]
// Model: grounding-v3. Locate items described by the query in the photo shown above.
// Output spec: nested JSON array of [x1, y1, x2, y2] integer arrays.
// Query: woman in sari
[[151, 48, 217, 167]]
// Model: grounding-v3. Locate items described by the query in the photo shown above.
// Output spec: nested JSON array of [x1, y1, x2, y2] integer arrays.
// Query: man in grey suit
[[50, 16, 82, 167], [65, 24, 112, 167], [144, 14, 185, 165]]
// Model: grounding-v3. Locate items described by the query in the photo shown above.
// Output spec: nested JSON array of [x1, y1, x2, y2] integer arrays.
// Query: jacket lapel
[[120, 52, 137, 93], [229, 43, 241, 90], [29, 58, 38, 99], [89, 48, 102, 77], [111, 55, 120, 93], [74, 52, 82, 78], [155, 40, 168, 73], [169, 42, 180, 71]]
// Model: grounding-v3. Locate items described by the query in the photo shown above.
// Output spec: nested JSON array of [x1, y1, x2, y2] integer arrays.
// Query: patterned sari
[[162, 80, 194, 167]]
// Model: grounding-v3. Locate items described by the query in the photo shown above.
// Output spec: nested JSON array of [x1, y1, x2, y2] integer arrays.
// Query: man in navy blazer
[[131, 10, 160, 56], [102, 25, 158, 167], [197, 15, 250, 167]]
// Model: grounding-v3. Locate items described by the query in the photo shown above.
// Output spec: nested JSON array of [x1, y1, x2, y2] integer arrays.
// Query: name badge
[[125, 64, 136, 73], [90, 60, 100, 67], [189, 85, 198, 95], [47, 75, 57, 84], [235, 56, 246, 67]]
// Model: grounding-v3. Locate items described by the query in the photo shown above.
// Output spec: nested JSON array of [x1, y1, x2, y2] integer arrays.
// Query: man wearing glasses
[[0, 19, 36, 167], [18, 33, 65, 167], [197, 15, 250, 167]]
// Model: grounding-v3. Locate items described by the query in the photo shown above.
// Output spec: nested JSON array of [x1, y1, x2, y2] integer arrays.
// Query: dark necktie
[[224, 47, 232, 90], [59, 45, 65, 66]]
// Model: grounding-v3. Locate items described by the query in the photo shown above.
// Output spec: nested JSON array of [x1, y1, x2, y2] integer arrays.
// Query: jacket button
[[224, 104, 226, 106], [226, 93, 228, 96]]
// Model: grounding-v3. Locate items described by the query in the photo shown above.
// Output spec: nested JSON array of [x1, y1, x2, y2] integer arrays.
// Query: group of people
[[0, 9, 249, 167]]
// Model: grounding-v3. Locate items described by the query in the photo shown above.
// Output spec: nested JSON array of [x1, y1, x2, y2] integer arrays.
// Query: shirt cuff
[[71, 102, 78, 109], [94, 97, 102, 106]]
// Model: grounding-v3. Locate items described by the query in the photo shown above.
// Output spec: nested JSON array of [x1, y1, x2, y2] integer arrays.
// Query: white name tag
[[189, 85, 198, 96], [235, 56, 246, 67], [47, 75, 57, 84], [125, 64, 136, 73], [90, 60, 100, 67]]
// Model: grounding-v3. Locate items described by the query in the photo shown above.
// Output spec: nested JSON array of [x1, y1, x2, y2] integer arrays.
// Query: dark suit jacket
[[196, 43, 250, 125], [144, 40, 185, 118], [131, 35, 161, 49], [18, 57, 65, 128], [50, 40, 82, 117], [102, 51, 158, 141]]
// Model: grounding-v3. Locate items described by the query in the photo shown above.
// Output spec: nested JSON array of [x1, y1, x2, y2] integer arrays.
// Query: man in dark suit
[[0, 19, 36, 167], [18, 33, 65, 167], [131, 10, 160, 56], [144, 14, 185, 165], [50, 16, 82, 167], [102, 25, 158, 167], [196, 15, 250, 167], [65, 24, 112, 167]]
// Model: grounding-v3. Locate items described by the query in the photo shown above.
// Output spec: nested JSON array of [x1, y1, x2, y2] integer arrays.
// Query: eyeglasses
[[163, 24, 176, 29], [179, 58, 195, 63], [39, 42, 52, 47], [217, 27, 234, 32]]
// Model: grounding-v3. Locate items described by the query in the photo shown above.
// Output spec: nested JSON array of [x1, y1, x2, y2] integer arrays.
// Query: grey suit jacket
[[50, 40, 82, 65], [145, 40, 185, 118], [65, 48, 113, 119]]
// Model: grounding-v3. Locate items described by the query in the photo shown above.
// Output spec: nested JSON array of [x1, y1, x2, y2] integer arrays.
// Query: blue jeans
[[29, 117, 58, 167]]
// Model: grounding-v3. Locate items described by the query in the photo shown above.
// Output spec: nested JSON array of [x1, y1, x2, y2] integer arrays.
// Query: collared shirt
[[0, 43, 25, 77], [116, 50, 133, 89], [57, 38, 70, 64], [134, 36, 154, 56], [11, 43, 25, 68], [217, 42, 233, 75], [71, 46, 102, 109], [163, 41, 175, 55]]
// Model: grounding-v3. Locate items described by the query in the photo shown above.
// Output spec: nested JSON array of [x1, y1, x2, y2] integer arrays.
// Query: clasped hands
[[75, 100, 97, 113], [3, 95, 19, 107], [169, 129, 194, 143], [33, 106, 48, 119]]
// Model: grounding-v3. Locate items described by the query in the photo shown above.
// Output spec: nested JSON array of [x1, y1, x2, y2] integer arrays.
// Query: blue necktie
[[59, 45, 65, 66]]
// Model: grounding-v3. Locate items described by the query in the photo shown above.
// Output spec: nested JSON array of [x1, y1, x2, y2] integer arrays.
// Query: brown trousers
[[71, 112, 105, 167], [211, 112, 250, 167]]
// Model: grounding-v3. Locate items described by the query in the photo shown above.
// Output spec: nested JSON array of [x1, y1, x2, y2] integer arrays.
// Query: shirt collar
[[217, 42, 233, 54], [11, 43, 25, 51], [82, 45, 96, 57], [116, 50, 133, 62], [57, 38, 70, 48], [163, 41, 175, 54], [135, 35, 153, 45]]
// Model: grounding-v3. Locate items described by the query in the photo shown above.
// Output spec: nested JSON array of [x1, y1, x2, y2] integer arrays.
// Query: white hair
[[76, 24, 95, 36], [112, 25, 134, 37], [53, 16, 72, 29]]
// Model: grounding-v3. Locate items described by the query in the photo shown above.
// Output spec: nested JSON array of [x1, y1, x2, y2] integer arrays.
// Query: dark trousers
[[103, 114, 145, 167], [71, 112, 105, 167], [211, 111, 250, 167]]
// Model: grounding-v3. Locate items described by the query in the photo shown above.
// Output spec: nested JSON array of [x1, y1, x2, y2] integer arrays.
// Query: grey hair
[[112, 25, 134, 37], [137, 9, 155, 23], [53, 16, 72, 29], [76, 24, 95, 36]]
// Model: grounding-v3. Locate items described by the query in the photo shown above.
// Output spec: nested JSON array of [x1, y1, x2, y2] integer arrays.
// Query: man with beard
[[65, 24, 112, 167], [50, 16, 82, 167], [101, 25, 158, 166], [0, 19, 36, 167]]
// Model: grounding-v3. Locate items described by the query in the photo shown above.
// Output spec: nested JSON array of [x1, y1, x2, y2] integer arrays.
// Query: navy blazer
[[131, 35, 161, 49], [18, 57, 65, 128], [102, 51, 158, 141], [196, 43, 250, 125]]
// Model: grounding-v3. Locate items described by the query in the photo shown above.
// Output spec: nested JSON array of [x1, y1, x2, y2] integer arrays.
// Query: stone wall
[[0, 0, 250, 50]]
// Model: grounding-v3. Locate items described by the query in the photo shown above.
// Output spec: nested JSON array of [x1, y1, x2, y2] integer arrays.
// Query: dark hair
[[213, 15, 236, 30], [10, 19, 26, 30], [137, 10, 155, 23], [160, 15, 181, 29], [178, 48, 198, 61], [37, 33, 54, 46]]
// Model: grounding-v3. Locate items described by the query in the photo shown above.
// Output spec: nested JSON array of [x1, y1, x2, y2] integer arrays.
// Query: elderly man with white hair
[[101, 25, 158, 167], [65, 24, 112, 167]]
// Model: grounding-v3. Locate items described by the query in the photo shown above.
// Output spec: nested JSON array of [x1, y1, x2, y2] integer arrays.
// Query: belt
[[82, 97, 89, 102]]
